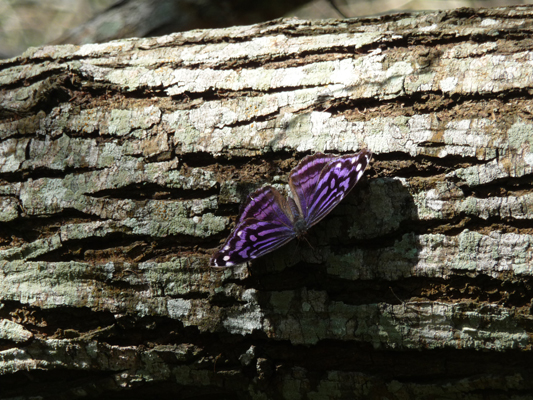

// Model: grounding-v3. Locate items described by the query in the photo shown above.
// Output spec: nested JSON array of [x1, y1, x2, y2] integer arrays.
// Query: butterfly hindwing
[[304, 150, 371, 227], [289, 153, 337, 217]]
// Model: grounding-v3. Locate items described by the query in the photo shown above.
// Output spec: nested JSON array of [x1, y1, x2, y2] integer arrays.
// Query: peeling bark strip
[[1, 5, 533, 399]]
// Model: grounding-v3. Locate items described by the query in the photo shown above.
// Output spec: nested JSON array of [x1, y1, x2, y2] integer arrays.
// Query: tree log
[[1, 5, 533, 399]]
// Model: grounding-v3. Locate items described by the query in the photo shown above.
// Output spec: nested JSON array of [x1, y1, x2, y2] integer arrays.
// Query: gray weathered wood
[[1, 5, 533, 399]]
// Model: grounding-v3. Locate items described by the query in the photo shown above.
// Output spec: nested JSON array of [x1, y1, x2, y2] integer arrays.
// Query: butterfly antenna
[[290, 240, 301, 264], [389, 286, 405, 305], [302, 235, 314, 250], [389, 286, 419, 324], [301, 235, 325, 263]]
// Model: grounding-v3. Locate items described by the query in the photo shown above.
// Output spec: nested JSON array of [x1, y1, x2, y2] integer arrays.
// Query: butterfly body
[[210, 150, 372, 267], [292, 217, 308, 238]]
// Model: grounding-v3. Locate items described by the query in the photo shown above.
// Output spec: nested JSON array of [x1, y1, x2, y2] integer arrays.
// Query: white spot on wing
[[336, 162, 342, 168], [237, 231, 244, 238], [356, 163, 362, 171], [223, 255, 231, 261], [224, 245, 230, 250]]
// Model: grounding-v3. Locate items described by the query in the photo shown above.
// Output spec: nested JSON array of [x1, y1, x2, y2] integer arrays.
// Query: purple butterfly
[[210, 149, 372, 267]]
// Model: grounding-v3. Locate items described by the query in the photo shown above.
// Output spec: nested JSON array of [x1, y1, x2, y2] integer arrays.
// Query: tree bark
[[1, 5, 533, 399]]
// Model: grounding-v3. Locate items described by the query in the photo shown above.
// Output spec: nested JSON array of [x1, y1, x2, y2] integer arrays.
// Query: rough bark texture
[[1, 5, 533, 400]]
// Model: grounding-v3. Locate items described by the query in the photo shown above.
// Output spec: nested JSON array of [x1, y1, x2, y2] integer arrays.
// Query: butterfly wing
[[210, 186, 297, 267], [235, 185, 293, 226], [289, 153, 338, 218], [210, 218, 296, 267], [211, 150, 372, 267], [300, 149, 371, 227]]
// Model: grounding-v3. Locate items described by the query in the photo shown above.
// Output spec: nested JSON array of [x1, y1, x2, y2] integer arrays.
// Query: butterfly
[[210, 149, 372, 267]]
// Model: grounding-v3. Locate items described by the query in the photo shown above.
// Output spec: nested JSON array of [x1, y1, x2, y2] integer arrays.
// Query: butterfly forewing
[[210, 186, 297, 267], [305, 150, 371, 227], [210, 218, 296, 267]]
